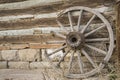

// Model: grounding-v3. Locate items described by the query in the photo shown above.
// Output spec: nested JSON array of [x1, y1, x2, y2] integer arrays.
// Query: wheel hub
[[66, 32, 85, 49]]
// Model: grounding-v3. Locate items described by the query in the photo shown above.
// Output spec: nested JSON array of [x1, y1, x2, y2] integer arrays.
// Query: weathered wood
[[30, 43, 63, 49], [0, 18, 57, 30], [0, 0, 26, 4], [0, 0, 113, 10], [0, 0, 66, 10], [116, 0, 120, 3], [0, 11, 114, 30], [0, 34, 63, 44], [0, 0, 114, 17], [10, 43, 29, 49], [116, 1, 120, 73], [0, 0, 115, 31], [0, 43, 63, 50], [0, 45, 10, 50]]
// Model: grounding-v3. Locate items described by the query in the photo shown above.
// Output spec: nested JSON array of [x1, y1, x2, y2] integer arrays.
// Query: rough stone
[[18, 49, 41, 61], [0, 69, 109, 80], [8, 62, 29, 69], [1, 50, 18, 61], [0, 51, 2, 60], [41, 49, 64, 61], [0, 61, 7, 69], [30, 62, 52, 69]]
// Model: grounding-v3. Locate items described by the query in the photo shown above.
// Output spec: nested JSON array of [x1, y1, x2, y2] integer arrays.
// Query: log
[[30, 43, 63, 49], [0, 0, 66, 10], [0, 23, 107, 36], [0, 7, 115, 30], [0, 0, 26, 4], [0, 18, 57, 30], [116, 1, 120, 74], [0, 43, 63, 50], [0, 12, 57, 21], [0, 6, 110, 22], [0, 0, 113, 11], [0, 0, 114, 17], [0, 34, 63, 44], [0, 31, 114, 44]]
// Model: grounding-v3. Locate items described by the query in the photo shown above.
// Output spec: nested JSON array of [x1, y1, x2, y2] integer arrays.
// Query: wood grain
[[0, 34, 63, 44], [116, 2, 120, 73]]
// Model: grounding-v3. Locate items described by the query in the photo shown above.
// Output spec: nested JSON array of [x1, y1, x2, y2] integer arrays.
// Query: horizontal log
[[0, 28, 34, 36], [0, 27, 63, 36], [0, 7, 110, 22], [0, 43, 63, 50], [10, 43, 29, 49], [0, 0, 114, 17], [0, 34, 63, 44], [0, 33, 115, 44], [0, 0, 66, 10], [0, 9, 115, 30], [0, 45, 10, 50], [0, 12, 58, 21], [0, 23, 106, 36], [30, 43, 63, 49], [0, 18, 58, 30], [0, 0, 26, 4]]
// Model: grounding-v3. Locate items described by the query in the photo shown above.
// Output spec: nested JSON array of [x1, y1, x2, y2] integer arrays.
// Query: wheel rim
[[45, 6, 114, 78]]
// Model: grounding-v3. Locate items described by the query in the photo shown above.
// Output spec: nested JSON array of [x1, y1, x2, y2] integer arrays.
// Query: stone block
[[0, 61, 7, 69], [8, 62, 29, 69], [18, 49, 41, 61], [30, 62, 52, 69], [1, 50, 18, 61], [41, 49, 64, 61], [0, 52, 2, 60]]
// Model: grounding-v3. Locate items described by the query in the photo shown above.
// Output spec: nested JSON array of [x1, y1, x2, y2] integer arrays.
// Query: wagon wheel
[[44, 6, 114, 78]]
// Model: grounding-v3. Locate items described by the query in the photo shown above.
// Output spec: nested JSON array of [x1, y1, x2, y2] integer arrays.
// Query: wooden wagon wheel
[[44, 6, 114, 78]]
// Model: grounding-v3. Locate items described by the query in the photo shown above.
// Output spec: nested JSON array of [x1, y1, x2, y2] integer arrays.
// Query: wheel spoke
[[48, 45, 67, 56], [57, 49, 71, 66], [81, 49, 96, 68], [77, 10, 83, 31], [85, 38, 109, 42], [77, 51, 84, 73], [56, 19, 69, 34], [68, 51, 75, 72], [85, 44, 107, 55], [68, 12, 74, 31], [52, 31, 66, 39], [85, 24, 106, 37], [81, 14, 96, 33]]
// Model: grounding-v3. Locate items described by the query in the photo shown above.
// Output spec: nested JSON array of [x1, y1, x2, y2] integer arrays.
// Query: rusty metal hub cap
[[66, 32, 84, 49]]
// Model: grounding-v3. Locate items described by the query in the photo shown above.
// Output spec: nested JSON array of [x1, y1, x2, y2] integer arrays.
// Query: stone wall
[[0, 42, 65, 69], [0, 48, 56, 69], [0, 49, 39, 69]]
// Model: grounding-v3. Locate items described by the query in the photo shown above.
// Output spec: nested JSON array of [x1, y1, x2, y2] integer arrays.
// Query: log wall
[[0, 0, 116, 44], [0, 1, 117, 79]]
